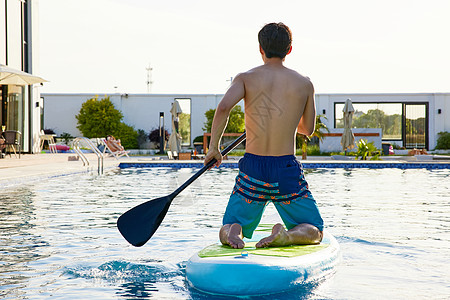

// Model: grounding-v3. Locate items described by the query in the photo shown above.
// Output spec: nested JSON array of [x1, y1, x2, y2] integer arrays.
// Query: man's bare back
[[240, 62, 315, 156], [204, 58, 315, 166]]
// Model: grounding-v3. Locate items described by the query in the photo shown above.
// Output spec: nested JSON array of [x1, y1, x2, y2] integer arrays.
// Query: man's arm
[[204, 74, 245, 167], [297, 82, 316, 136]]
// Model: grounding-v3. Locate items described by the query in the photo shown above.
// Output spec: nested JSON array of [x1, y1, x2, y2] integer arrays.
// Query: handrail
[[73, 137, 104, 174], [73, 138, 89, 166]]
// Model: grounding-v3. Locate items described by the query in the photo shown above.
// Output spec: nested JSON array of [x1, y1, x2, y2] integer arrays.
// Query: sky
[[38, 0, 450, 95]]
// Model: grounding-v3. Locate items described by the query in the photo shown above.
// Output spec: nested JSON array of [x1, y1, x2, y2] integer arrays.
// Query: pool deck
[[0, 153, 121, 187], [1, 153, 449, 187]]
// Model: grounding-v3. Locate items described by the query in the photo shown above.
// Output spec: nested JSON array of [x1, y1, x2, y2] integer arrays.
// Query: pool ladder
[[73, 137, 104, 174]]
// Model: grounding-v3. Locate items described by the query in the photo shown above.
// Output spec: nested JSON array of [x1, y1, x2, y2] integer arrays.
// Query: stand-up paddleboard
[[186, 224, 339, 296]]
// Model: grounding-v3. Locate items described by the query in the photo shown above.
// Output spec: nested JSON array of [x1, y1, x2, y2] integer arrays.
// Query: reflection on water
[[0, 188, 51, 298], [0, 167, 449, 299]]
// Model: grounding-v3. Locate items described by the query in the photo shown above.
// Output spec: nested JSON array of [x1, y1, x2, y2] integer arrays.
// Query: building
[[42, 92, 449, 151], [316, 93, 450, 151], [1, 0, 44, 154], [42, 93, 226, 148]]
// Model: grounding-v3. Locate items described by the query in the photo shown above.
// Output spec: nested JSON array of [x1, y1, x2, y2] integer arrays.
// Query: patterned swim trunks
[[222, 153, 324, 238]]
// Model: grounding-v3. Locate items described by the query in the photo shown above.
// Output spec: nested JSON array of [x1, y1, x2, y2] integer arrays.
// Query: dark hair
[[258, 22, 292, 59]]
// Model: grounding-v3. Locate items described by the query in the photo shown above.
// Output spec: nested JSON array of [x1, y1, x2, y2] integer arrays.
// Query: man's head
[[258, 22, 292, 59]]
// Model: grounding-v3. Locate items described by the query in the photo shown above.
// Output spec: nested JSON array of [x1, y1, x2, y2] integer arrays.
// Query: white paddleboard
[[186, 225, 340, 296]]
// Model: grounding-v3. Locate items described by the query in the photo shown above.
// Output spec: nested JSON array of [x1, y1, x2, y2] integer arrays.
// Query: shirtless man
[[204, 23, 323, 249], [106, 135, 124, 152]]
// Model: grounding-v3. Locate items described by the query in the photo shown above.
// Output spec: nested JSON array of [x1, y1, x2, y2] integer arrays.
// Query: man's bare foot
[[220, 223, 245, 249], [256, 223, 291, 248]]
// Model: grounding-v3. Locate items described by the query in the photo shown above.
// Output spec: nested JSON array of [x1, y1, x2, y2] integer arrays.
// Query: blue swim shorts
[[222, 153, 324, 238]]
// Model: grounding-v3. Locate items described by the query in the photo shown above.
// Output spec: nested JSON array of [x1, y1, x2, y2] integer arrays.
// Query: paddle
[[117, 132, 246, 247]]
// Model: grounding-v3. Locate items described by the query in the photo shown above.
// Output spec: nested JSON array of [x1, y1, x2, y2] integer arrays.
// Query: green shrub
[[295, 144, 322, 156], [193, 135, 204, 143], [76, 96, 123, 137], [137, 129, 148, 149], [203, 106, 245, 133], [76, 96, 138, 148], [43, 128, 56, 135], [60, 132, 73, 145], [148, 128, 169, 148], [436, 131, 450, 149], [115, 123, 138, 149], [356, 139, 381, 160]]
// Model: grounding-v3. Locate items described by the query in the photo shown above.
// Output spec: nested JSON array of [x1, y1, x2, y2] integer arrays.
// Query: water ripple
[[0, 167, 449, 299]]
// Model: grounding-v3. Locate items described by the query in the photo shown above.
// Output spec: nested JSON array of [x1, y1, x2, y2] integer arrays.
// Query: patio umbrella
[[168, 100, 182, 153], [0, 64, 48, 85], [341, 98, 355, 153]]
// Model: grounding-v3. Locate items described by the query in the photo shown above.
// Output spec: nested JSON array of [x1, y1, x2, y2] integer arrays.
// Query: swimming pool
[[1, 167, 449, 299]]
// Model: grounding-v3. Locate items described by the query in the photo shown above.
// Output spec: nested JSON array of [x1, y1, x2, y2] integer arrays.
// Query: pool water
[[1, 167, 449, 299]]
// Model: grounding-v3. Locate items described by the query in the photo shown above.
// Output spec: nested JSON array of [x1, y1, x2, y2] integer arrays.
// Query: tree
[[76, 96, 123, 137], [148, 128, 169, 149], [179, 112, 191, 145], [353, 109, 386, 131], [76, 96, 138, 149], [203, 106, 245, 133], [115, 123, 138, 149], [297, 115, 329, 159], [352, 108, 402, 139]]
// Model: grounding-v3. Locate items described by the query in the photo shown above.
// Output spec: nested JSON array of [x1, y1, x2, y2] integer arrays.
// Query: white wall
[[43, 92, 449, 149], [0, 0, 6, 65], [42, 93, 231, 146], [433, 93, 450, 144], [1, 0, 42, 153], [30, 0, 43, 153], [5, 0, 22, 69]]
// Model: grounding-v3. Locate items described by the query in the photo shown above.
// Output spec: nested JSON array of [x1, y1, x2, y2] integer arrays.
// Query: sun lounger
[[39, 130, 57, 153], [101, 138, 130, 160]]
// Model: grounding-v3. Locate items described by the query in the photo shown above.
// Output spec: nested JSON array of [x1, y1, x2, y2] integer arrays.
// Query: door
[[403, 103, 428, 149]]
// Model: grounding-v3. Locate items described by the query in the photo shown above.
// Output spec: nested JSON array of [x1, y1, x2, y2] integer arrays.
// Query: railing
[[73, 137, 104, 174]]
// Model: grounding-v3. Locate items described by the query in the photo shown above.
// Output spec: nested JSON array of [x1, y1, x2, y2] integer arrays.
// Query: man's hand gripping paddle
[[117, 132, 246, 247]]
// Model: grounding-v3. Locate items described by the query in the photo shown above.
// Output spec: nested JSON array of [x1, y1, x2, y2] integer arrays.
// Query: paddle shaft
[[170, 132, 246, 199], [117, 132, 246, 246]]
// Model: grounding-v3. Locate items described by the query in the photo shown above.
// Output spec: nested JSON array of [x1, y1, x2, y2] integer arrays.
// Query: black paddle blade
[[117, 195, 172, 247], [117, 132, 246, 247]]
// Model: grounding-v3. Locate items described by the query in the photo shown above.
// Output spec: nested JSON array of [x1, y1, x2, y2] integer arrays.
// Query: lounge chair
[[39, 130, 57, 153], [101, 137, 130, 160], [3, 130, 22, 158]]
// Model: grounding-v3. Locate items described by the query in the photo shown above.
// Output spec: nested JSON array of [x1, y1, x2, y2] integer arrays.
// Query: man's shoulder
[[236, 66, 313, 91], [236, 66, 264, 77], [285, 67, 312, 82], [241, 65, 311, 80]]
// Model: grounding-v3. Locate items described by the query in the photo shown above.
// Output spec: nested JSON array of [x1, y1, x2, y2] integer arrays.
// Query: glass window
[[175, 98, 191, 146], [6, 85, 25, 134], [405, 104, 427, 149], [335, 103, 402, 140]]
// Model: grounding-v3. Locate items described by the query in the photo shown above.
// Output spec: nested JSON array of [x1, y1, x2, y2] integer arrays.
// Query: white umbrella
[[0, 64, 48, 85], [168, 100, 182, 153], [341, 98, 355, 152]]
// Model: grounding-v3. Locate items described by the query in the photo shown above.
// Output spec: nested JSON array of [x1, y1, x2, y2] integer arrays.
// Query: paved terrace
[[0, 153, 121, 187]]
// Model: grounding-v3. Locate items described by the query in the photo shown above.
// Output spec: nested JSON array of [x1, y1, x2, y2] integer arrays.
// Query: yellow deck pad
[[198, 242, 329, 258]]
